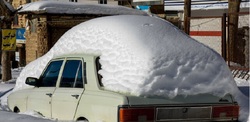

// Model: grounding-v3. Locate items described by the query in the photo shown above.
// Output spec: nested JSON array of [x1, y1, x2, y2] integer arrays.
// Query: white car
[[8, 15, 240, 122], [8, 54, 239, 122]]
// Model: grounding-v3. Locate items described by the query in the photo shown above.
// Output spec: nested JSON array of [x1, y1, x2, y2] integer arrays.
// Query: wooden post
[[221, 13, 227, 61], [18, 44, 26, 67], [228, 0, 241, 64], [0, 0, 15, 81], [184, 0, 191, 34], [1, 51, 12, 81]]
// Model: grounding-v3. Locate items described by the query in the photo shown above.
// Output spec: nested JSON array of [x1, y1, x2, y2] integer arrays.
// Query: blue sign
[[136, 5, 150, 11], [16, 28, 26, 43]]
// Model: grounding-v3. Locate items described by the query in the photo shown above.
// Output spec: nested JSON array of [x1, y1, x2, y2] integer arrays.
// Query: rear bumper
[[118, 104, 239, 122]]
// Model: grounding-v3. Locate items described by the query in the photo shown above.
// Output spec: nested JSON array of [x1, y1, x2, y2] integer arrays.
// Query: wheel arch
[[13, 106, 20, 113], [76, 116, 89, 122]]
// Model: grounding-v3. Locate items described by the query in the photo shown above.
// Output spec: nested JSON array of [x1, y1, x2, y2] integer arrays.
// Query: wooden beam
[[184, 0, 191, 34]]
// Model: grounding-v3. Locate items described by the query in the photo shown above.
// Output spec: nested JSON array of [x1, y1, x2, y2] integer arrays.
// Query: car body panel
[[51, 88, 84, 120], [8, 89, 29, 112], [27, 87, 55, 117], [75, 90, 129, 121]]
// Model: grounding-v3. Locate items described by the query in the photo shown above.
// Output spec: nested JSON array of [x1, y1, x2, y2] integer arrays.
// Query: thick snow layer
[[13, 15, 248, 121], [18, 1, 148, 16], [15, 15, 238, 96]]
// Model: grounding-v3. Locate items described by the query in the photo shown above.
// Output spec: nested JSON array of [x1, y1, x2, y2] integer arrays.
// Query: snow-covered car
[[8, 15, 240, 122]]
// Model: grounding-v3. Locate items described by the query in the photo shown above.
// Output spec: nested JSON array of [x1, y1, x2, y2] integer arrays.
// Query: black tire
[[77, 117, 89, 122], [13, 107, 20, 113]]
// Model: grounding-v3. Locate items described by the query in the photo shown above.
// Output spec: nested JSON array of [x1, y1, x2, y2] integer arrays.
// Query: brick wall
[[24, 15, 97, 64], [25, 27, 38, 64]]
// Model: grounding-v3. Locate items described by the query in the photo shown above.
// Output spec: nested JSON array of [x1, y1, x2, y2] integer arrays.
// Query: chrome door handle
[[46, 93, 52, 97], [71, 94, 79, 99]]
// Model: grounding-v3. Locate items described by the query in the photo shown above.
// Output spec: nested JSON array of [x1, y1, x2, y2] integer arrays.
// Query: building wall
[[189, 14, 249, 67], [24, 15, 98, 64], [190, 18, 222, 55], [11, 0, 119, 64], [12, 0, 28, 28], [25, 30, 38, 63]]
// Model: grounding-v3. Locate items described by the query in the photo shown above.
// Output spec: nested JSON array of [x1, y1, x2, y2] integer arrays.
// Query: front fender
[[8, 89, 31, 112]]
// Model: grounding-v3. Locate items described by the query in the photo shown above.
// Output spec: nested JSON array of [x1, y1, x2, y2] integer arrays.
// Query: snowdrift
[[15, 15, 238, 98]]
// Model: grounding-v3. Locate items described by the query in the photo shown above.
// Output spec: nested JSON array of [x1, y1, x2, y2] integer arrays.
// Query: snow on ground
[[236, 77, 249, 97], [0, 111, 54, 122]]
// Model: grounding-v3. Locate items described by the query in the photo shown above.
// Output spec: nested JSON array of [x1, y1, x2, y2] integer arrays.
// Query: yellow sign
[[2, 29, 16, 51]]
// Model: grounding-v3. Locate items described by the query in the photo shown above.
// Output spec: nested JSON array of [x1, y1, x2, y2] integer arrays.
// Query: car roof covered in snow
[[16, 15, 237, 100]]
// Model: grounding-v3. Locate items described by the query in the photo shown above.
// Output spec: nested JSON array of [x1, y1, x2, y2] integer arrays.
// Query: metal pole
[[222, 13, 227, 61]]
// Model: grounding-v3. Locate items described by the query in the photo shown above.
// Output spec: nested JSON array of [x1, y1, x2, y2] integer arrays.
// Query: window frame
[[59, 59, 83, 88], [38, 59, 64, 87], [58, 57, 85, 88], [95, 57, 104, 87], [38, 57, 86, 88]]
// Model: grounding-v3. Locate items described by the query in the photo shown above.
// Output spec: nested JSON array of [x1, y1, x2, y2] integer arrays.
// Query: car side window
[[96, 57, 103, 87], [59, 60, 83, 88], [39, 60, 63, 87]]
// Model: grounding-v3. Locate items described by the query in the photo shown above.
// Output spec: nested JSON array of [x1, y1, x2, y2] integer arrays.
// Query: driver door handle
[[71, 94, 79, 99], [46, 93, 52, 97]]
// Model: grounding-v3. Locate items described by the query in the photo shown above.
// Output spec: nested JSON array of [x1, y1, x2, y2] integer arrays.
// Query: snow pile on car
[[15, 15, 238, 98]]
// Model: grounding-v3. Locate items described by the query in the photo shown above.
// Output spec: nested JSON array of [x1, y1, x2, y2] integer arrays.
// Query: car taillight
[[119, 107, 155, 122], [212, 105, 239, 119]]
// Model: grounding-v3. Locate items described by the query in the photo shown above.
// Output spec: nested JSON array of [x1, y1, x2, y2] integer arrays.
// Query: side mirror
[[25, 77, 39, 87]]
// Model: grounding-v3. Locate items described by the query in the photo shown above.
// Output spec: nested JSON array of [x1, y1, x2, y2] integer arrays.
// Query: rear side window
[[40, 60, 63, 87], [60, 60, 83, 88], [96, 57, 103, 87]]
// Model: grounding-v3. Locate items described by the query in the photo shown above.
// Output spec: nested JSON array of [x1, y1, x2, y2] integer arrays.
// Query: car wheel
[[77, 117, 88, 122], [14, 107, 20, 113]]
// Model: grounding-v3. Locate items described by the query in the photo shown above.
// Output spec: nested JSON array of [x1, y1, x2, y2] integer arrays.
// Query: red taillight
[[119, 107, 155, 122], [212, 105, 239, 118]]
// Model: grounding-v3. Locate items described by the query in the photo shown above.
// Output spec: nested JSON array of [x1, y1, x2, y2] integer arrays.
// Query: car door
[[51, 58, 85, 120], [27, 60, 64, 118]]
